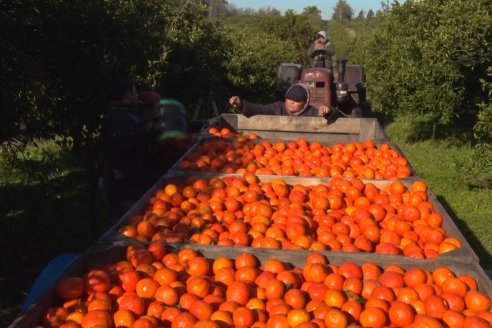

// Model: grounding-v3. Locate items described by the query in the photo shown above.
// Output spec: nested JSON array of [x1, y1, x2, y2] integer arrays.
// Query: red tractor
[[275, 49, 367, 119]]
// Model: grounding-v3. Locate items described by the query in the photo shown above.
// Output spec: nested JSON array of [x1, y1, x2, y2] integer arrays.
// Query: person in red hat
[[229, 83, 337, 120]]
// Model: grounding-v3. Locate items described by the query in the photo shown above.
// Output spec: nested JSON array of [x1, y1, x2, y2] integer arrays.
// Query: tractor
[[275, 48, 368, 118]]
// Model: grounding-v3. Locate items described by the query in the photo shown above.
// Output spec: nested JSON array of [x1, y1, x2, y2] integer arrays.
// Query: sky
[[228, 0, 386, 19]]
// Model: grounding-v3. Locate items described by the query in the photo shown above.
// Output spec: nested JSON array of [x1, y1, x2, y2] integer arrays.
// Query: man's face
[[284, 98, 307, 114]]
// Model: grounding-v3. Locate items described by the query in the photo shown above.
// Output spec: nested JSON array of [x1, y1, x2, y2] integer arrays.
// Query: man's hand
[[318, 105, 331, 116], [229, 96, 242, 109]]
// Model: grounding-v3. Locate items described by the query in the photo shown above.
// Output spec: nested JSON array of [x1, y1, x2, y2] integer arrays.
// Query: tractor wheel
[[351, 107, 363, 118]]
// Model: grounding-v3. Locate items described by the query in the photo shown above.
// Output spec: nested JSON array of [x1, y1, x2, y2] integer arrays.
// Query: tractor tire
[[351, 107, 363, 118]]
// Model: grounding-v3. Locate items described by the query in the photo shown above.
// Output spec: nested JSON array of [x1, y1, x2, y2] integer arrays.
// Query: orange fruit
[[424, 295, 449, 319], [265, 279, 286, 300], [287, 308, 311, 328], [84, 269, 111, 294], [187, 277, 212, 299], [226, 280, 251, 306], [172, 312, 197, 328], [284, 288, 308, 309], [211, 310, 234, 327], [80, 309, 112, 328], [232, 306, 256, 328], [187, 256, 211, 277], [359, 306, 388, 328], [56, 277, 84, 300], [235, 253, 259, 269], [155, 285, 179, 306], [119, 293, 146, 317], [136, 277, 159, 299], [266, 314, 290, 328], [411, 314, 444, 328], [324, 289, 346, 309], [189, 299, 214, 320], [389, 301, 415, 327], [441, 277, 469, 297], [465, 291, 491, 313], [44, 306, 69, 328], [432, 267, 456, 286], [154, 267, 178, 286], [193, 320, 221, 328]]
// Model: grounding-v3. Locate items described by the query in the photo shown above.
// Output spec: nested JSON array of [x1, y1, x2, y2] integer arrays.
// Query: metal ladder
[[193, 92, 220, 121]]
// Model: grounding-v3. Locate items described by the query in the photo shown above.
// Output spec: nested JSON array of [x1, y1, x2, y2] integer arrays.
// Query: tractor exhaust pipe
[[336, 59, 349, 103]]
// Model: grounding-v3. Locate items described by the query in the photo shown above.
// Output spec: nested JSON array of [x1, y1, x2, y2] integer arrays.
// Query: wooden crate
[[98, 172, 478, 264], [214, 114, 390, 143], [9, 241, 491, 328]]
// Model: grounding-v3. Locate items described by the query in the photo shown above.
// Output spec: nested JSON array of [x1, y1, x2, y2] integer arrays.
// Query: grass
[[1, 120, 491, 325], [0, 140, 113, 325]]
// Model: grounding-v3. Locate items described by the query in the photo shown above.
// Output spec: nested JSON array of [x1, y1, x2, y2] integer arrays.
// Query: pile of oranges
[[118, 174, 462, 260], [177, 137, 412, 180], [41, 246, 491, 328], [206, 127, 239, 138]]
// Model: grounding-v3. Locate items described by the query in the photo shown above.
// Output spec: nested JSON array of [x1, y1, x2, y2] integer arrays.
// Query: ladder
[[193, 92, 220, 121]]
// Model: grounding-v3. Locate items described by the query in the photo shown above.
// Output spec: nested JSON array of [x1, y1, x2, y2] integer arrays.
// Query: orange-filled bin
[[10, 241, 491, 328], [168, 136, 416, 180], [98, 172, 478, 264]]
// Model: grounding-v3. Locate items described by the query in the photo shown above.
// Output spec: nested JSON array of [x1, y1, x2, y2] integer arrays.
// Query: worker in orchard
[[100, 78, 189, 218], [229, 83, 337, 121], [307, 30, 336, 70]]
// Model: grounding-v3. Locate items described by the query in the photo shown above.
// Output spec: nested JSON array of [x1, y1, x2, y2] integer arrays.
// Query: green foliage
[[475, 66, 492, 142], [223, 26, 296, 101], [150, 1, 232, 113], [258, 11, 321, 65], [0, 141, 111, 324], [360, 0, 492, 130], [332, 0, 354, 22], [219, 9, 327, 102]]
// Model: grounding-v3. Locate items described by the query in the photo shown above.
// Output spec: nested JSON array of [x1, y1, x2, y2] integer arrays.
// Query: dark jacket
[[241, 100, 338, 122], [100, 102, 157, 207], [307, 42, 336, 69]]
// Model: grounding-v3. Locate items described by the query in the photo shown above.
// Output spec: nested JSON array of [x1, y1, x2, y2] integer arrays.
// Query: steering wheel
[[310, 48, 329, 60]]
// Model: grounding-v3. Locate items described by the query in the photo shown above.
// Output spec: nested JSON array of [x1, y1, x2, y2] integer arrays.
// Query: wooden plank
[[219, 114, 390, 143], [222, 114, 363, 134]]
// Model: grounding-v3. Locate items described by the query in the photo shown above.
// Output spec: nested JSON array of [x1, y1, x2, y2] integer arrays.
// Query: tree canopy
[[360, 0, 491, 134], [1, 0, 490, 151]]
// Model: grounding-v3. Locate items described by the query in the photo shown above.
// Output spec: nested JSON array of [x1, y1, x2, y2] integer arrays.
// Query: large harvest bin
[[167, 135, 417, 179], [98, 171, 478, 263], [9, 242, 492, 327], [213, 114, 390, 143]]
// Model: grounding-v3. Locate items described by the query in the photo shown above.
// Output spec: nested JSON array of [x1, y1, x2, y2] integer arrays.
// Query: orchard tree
[[332, 0, 353, 22], [207, 0, 229, 17], [258, 7, 281, 16], [303, 5, 322, 18], [223, 27, 296, 101], [362, 0, 492, 134], [259, 10, 318, 65]]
